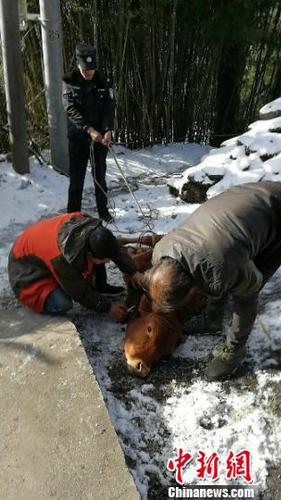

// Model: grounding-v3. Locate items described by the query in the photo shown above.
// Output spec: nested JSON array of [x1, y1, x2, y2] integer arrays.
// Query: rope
[[20, 23, 36, 43], [109, 144, 154, 224], [89, 140, 157, 234], [257, 317, 272, 340], [0, 123, 47, 165], [89, 140, 117, 214]]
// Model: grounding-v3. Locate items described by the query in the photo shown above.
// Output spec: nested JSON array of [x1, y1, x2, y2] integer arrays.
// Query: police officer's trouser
[[67, 136, 108, 216]]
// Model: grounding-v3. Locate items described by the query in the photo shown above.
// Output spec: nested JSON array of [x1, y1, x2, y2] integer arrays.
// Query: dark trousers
[[44, 288, 73, 315], [67, 136, 108, 215], [44, 265, 108, 314], [94, 264, 107, 291]]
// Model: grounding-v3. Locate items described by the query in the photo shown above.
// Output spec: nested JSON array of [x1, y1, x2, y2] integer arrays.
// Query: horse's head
[[124, 295, 182, 378]]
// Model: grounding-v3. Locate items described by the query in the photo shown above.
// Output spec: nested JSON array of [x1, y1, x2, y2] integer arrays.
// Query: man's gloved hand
[[102, 131, 112, 147], [109, 301, 128, 322], [87, 126, 103, 143]]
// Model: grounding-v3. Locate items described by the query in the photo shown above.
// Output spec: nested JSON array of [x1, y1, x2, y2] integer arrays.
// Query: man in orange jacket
[[8, 212, 143, 321]]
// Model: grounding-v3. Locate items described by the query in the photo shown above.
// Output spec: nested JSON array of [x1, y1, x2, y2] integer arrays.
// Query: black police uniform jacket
[[62, 69, 114, 139]]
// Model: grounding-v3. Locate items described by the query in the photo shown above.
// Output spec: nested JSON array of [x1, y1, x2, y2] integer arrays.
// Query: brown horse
[[124, 294, 182, 377], [120, 234, 204, 378]]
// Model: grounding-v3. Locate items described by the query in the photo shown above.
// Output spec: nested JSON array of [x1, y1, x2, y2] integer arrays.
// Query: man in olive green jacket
[[148, 181, 281, 380]]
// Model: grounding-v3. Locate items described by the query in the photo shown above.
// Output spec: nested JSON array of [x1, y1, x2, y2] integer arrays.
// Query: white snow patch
[[260, 97, 281, 118], [248, 116, 281, 133], [175, 98, 281, 200]]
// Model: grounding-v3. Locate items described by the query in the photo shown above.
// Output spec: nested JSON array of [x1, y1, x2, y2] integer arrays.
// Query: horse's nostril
[[136, 361, 142, 371]]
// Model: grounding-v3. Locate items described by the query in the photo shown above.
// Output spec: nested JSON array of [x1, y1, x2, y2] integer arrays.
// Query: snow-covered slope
[[170, 97, 281, 201]]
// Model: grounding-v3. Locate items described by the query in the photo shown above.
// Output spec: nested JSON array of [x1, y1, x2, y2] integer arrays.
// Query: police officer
[[63, 43, 114, 222]]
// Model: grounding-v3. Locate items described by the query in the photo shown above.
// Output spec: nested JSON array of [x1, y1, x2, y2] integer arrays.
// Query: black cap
[[76, 43, 97, 70]]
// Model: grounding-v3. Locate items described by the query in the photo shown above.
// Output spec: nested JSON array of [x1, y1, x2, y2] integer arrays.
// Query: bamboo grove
[[1, 0, 281, 151]]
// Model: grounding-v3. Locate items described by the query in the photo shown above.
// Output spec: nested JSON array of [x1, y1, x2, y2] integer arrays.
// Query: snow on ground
[[164, 279, 281, 488], [1, 142, 281, 499], [260, 97, 281, 119]]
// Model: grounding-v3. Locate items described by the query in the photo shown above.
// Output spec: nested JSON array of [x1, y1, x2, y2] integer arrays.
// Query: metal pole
[[39, 0, 69, 174], [0, 0, 29, 174]]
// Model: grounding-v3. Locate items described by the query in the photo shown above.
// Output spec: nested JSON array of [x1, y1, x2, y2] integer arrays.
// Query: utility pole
[[39, 0, 69, 174], [0, 0, 29, 174]]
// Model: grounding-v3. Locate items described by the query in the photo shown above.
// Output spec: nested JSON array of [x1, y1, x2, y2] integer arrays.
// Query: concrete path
[[0, 308, 140, 500]]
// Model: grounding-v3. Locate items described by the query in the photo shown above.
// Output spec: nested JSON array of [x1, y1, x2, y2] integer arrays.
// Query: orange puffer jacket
[[8, 212, 136, 312]]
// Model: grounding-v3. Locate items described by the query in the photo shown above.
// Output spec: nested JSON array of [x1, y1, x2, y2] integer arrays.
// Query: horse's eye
[[147, 325, 152, 334]]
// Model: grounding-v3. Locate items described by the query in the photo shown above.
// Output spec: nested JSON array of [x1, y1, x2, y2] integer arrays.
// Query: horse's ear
[[139, 294, 152, 315]]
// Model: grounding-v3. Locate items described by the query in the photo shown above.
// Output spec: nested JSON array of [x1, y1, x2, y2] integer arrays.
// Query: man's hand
[[130, 271, 147, 290], [87, 127, 103, 143], [109, 302, 128, 322], [102, 130, 112, 147]]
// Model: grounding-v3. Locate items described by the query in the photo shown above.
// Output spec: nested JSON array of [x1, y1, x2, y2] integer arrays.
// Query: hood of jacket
[[58, 214, 102, 268]]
